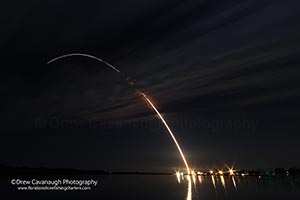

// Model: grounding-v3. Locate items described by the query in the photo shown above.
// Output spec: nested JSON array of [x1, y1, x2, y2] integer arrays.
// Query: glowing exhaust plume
[[140, 92, 191, 175]]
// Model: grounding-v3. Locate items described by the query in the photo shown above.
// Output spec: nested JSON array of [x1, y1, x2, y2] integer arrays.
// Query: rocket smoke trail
[[47, 53, 191, 174]]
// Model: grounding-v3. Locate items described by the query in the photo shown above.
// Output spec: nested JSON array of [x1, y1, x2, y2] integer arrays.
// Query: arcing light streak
[[47, 53, 120, 72], [47, 53, 191, 175], [140, 92, 191, 175]]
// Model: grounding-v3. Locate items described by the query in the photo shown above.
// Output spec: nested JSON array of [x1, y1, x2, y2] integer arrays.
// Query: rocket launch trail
[[47, 53, 191, 174], [140, 92, 191, 175], [47, 53, 120, 73]]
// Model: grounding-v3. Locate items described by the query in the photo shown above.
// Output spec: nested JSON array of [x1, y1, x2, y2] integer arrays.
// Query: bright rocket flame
[[141, 92, 191, 175]]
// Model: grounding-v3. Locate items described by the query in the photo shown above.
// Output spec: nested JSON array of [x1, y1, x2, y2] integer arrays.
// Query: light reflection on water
[[1, 174, 300, 200], [198, 176, 202, 184], [232, 176, 237, 190], [176, 172, 181, 184], [175, 174, 299, 200], [186, 175, 192, 200], [220, 175, 226, 189]]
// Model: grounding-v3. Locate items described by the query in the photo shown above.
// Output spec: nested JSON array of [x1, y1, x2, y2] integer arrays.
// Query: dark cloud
[[0, 0, 300, 170]]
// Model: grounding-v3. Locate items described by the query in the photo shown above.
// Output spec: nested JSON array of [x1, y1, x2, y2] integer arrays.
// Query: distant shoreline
[[1, 164, 299, 177], [0, 165, 172, 176]]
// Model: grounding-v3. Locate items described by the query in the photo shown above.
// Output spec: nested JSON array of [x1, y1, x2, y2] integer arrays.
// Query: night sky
[[1, 0, 300, 172]]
